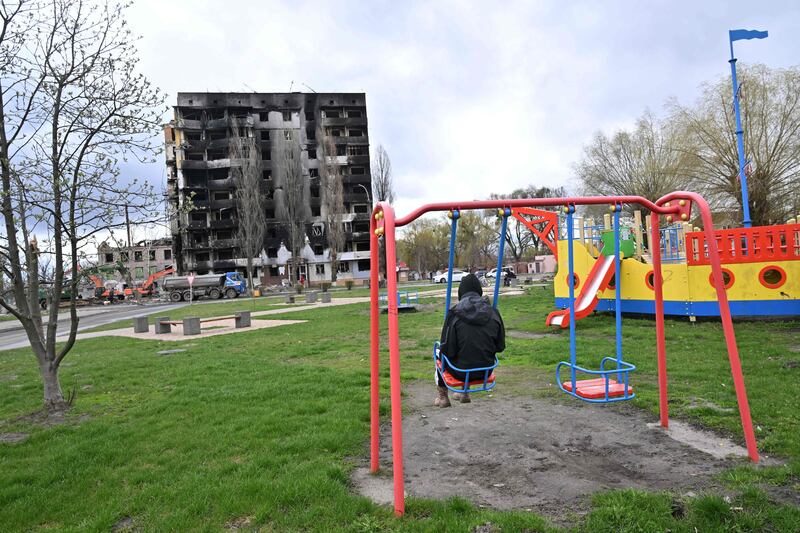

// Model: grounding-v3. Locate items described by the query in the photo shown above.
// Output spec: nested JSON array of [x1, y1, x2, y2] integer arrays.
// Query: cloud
[[125, 0, 800, 221]]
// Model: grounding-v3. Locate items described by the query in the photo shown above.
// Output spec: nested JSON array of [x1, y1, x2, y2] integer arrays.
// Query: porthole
[[565, 273, 580, 290], [708, 268, 735, 290], [759, 266, 787, 289], [645, 270, 655, 290]]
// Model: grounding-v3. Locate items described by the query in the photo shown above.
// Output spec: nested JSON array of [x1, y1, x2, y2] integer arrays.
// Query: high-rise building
[[164, 92, 373, 285]]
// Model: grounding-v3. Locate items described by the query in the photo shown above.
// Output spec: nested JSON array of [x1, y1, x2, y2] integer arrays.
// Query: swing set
[[369, 192, 759, 516], [433, 207, 511, 393]]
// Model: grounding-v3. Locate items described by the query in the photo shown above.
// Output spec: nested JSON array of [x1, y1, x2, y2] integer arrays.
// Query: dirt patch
[[353, 381, 751, 520], [506, 330, 556, 340], [224, 516, 254, 531], [0, 432, 29, 443], [111, 516, 137, 532]]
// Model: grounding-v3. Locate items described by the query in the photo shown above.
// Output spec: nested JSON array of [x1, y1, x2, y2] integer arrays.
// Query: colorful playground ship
[[544, 211, 800, 323]]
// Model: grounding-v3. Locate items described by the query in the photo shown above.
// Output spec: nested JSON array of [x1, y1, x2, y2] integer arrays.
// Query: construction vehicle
[[123, 266, 174, 298], [161, 272, 246, 302]]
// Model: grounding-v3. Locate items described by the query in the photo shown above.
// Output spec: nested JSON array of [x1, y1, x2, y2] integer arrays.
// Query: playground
[[0, 268, 799, 530]]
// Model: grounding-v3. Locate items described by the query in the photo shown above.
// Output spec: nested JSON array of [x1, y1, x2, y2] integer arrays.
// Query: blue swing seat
[[555, 357, 636, 403], [433, 341, 499, 393]]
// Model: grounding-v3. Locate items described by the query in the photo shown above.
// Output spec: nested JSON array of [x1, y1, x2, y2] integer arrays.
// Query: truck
[[161, 272, 246, 302]]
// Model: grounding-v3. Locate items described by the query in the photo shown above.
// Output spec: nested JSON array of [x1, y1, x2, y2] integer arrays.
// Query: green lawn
[[0, 287, 798, 531]]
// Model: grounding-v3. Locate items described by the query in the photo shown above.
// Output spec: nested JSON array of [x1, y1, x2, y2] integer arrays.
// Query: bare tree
[[0, 0, 165, 411], [319, 127, 345, 281], [670, 64, 800, 226], [230, 125, 265, 292], [575, 110, 695, 213], [371, 144, 394, 204], [274, 129, 306, 283]]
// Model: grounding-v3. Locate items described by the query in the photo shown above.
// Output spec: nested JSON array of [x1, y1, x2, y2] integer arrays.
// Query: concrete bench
[[285, 295, 295, 304], [320, 292, 332, 303], [155, 316, 171, 334], [235, 311, 251, 328], [306, 291, 318, 303], [133, 316, 149, 333]]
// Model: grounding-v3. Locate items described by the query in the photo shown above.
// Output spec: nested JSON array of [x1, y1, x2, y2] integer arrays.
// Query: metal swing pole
[[613, 205, 623, 382], [566, 205, 577, 393], [444, 210, 459, 320], [493, 208, 510, 309]]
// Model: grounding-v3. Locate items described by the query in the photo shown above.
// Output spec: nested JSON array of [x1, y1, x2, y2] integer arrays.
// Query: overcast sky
[[125, 0, 799, 219]]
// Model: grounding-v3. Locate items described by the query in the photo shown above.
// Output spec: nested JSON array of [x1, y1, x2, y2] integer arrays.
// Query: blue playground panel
[[380, 290, 419, 310]]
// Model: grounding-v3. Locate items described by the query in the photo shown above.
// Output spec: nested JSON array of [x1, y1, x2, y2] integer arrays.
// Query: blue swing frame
[[556, 204, 636, 403], [432, 208, 508, 393]]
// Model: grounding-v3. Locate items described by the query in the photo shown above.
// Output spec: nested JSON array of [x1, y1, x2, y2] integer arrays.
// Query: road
[[0, 302, 187, 352]]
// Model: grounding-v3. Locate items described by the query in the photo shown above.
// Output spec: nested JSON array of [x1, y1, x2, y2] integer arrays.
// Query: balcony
[[210, 198, 234, 210], [208, 178, 234, 190], [210, 219, 236, 229], [207, 138, 230, 150], [321, 117, 347, 127], [176, 118, 202, 129], [187, 220, 207, 229], [210, 238, 238, 248]]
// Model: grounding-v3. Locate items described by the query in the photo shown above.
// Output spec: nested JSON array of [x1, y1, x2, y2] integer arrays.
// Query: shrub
[[345, 280, 354, 290]]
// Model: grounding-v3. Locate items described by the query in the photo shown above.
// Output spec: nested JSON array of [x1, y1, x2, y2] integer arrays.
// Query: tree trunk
[[246, 257, 255, 294], [39, 360, 66, 411]]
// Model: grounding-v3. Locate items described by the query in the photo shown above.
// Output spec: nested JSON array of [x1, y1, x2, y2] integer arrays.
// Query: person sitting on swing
[[435, 273, 505, 407]]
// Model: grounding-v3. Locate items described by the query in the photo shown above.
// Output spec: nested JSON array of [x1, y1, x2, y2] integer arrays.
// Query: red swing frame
[[369, 192, 759, 516]]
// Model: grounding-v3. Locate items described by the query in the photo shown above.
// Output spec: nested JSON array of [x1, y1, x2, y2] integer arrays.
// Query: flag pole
[[728, 29, 768, 228]]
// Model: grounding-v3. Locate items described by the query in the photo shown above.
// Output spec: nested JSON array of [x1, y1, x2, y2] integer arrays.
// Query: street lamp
[[356, 183, 372, 205], [728, 28, 768, 228]]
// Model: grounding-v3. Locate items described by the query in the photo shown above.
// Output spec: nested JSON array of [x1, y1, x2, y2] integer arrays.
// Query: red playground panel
[[561, 377, 633, 399]]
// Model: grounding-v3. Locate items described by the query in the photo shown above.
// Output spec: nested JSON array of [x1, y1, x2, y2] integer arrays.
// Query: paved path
[[0, 302, 187, 352]]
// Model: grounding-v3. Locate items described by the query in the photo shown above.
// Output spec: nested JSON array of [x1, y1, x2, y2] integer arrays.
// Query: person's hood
[[453, 292, 494, 325]]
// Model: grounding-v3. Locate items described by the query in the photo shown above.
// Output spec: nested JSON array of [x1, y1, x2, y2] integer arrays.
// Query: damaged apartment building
[[164, 92, 373, 285]]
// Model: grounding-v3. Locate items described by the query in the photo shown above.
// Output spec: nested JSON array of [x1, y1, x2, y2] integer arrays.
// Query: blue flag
[[729, 29, 768, 41]]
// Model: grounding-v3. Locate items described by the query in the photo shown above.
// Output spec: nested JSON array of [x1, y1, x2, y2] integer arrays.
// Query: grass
[[0, 314, 17, 322], [0, 286, 798, 531]]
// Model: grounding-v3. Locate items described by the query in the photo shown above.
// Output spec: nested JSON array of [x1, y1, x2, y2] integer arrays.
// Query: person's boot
[[451, 391, 471, 403], [434, 385, 451, 407]]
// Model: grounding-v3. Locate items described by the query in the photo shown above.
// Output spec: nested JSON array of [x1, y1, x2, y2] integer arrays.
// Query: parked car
[[433, 270, 466, 283]]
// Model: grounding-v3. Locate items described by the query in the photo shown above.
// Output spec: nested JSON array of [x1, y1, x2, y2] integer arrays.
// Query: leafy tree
[[0, 0, 165, 411], [575, 110, 695, 213], [671, 64, 800, 225]]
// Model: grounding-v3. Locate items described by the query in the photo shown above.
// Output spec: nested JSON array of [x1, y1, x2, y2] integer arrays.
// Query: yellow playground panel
[[552, 213, 800, 319]]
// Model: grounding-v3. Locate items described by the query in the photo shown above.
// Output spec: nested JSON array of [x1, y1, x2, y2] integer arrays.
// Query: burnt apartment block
[[164, 92, 372, 285]]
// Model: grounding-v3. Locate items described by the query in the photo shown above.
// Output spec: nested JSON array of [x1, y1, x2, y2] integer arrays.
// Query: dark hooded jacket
[[439, 279, 505, 381]]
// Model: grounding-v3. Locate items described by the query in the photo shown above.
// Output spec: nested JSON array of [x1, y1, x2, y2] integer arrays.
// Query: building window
[[104, 253, 114, 263], [347, 145, 367, 156], [315, 264, 325, 275], [355, 241, 370, 252], [348, 129, 363, 137], [164, 249, 172, 260], [196, 252, 210, 262], [322, 109, 340, 118], [259, 112, 269, 121], [338, 262, 350, 273], [266, 209, 275, 218], [267, 226, 277, 238], [309, 168, 319, 178], [313, 244, 324, 255], [135, 267, 144, 278], [311, 205, 321, 217], [149, 266, 158, 275], [262, 150, 271, 161], [353, 204, 370, 214], [134, 251, 143, 262], [185, 151, 204, 161], [263, 170, 272, 180], [336, 145, 346, 156], [347, 109, 362, 118], [217, 249, 234, 261], [213, 191, 230, 201], [149, 250, 156, 261], [331, 129, 341, 137], [305, 111, 315, 121], [267, 247, 278, 258], [260, 130, 270, 140], [307, 147, 316, 159], [282, 110, 291, 121], [351, 166, 365, 175], [306, 128, 316, 141], [357, 259, 371, 272], [310, 185, 320, 198]]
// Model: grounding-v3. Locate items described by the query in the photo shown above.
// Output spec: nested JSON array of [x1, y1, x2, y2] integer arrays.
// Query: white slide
[[548, 254, 616, 327]]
